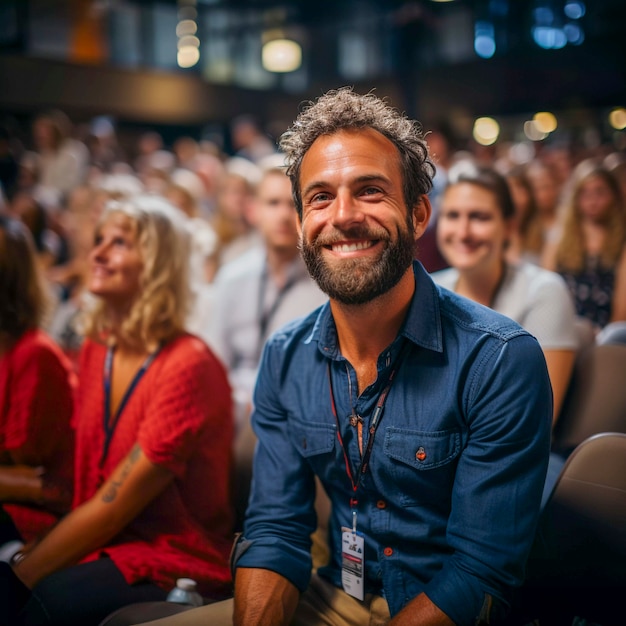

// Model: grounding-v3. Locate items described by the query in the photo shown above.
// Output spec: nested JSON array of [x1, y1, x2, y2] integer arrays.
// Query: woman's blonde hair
[[556, 164, 625, 272], [82, 194, 192, 351]]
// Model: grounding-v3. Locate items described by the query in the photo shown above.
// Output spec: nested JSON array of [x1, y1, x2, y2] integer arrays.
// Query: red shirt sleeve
[[138, 336, 233, 478], [3, 331, 77, 466]]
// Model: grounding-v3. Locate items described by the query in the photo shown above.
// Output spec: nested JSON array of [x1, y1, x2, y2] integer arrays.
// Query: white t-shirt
[[432, 262, 579, 351]]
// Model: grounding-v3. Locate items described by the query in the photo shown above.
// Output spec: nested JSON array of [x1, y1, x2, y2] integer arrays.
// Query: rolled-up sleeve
[[233, 338, 318, 592]]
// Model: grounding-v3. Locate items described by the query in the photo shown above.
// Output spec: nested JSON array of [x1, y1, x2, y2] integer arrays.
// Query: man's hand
[[388, 592, 455, 626]]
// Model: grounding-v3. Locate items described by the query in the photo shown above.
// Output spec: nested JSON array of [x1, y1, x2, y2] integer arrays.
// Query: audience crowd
[[0, 102, 625, 625]]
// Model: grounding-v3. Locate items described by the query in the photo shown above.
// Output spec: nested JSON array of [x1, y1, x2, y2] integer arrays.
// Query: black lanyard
[[256, 264, 298, 358], [101, 345, 159, 467], [327, 343, 408, 509]]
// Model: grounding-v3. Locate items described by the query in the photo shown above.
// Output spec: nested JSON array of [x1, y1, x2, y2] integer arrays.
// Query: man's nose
[[330, 191, 365, 228]]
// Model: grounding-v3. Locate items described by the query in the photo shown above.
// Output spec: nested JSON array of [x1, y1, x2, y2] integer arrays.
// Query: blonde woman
[[3, 195, 234, 625], [543, 164, 626, 331]]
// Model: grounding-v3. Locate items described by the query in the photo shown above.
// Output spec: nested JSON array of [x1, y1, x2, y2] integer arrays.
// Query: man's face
[[298, 128, 428, 305], [252, 171, 299, 254]]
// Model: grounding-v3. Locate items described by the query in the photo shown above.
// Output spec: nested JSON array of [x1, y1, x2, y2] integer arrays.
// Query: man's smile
[[328, 240, 377, 253]]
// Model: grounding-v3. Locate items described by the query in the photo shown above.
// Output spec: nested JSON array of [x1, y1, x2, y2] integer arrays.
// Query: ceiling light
[[533, 111, 557, 133], [177, 35, 200, 50], [524, 120, 548, 141], [609, 107, 626, 131], [176, 20, 198, 37], [473, 117, 500, 145], [177, 45, 200, 68], [262, 39, 302, 73]]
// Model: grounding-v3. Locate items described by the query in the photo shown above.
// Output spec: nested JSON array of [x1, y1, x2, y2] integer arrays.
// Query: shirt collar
[[310, 261, 444, 360]]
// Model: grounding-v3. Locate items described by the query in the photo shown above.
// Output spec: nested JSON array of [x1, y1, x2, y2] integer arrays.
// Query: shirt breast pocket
[[288, 418, 338, 476], [383, 427, 461, 506]]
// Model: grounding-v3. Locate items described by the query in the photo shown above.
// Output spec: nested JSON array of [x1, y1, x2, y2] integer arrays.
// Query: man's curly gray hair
[[279, 87, 436, 218]]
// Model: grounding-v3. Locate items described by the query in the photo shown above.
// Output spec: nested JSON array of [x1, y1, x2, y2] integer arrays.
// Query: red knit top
[[0, 329, 77, 542], [73, 333, 234, 597]]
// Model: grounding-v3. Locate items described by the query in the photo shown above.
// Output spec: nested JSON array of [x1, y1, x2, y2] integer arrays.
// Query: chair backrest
[[552, 343, 626, 454], [543, 432, 626, 583], [523, 433, 626, 626]]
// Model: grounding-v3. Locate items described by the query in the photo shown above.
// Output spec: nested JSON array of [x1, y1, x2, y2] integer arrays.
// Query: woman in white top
[[432, 165, 578, 427]]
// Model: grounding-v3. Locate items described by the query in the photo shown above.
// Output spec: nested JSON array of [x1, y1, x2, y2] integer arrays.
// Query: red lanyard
[[327, 344, 407, 509]]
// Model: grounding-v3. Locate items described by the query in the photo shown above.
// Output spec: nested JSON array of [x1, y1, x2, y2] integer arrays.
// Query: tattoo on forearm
[[101, 444, 141, 503]]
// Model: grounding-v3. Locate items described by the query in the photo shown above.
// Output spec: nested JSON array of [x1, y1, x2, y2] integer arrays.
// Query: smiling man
[[136, 88, 552, 626]]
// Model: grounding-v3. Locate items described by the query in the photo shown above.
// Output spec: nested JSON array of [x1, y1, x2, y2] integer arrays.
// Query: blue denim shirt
[[235, 262, 552, 625]]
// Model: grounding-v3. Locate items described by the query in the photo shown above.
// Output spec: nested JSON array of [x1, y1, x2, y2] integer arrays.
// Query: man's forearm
[[234, 567, 300, 626]]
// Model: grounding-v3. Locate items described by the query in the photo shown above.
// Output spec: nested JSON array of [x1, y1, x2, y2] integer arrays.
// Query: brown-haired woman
[[0, 215, 76, 557], [433, 165, 578, 425]]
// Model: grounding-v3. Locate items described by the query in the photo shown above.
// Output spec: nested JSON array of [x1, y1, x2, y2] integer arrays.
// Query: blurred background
[[1, 0, 625, 155]]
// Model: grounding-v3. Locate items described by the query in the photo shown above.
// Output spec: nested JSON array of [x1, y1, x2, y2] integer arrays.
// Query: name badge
[[341, 526, 365, 600]]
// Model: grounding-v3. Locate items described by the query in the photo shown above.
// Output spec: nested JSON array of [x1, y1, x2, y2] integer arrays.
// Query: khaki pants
[[134, 574, 391, 626]]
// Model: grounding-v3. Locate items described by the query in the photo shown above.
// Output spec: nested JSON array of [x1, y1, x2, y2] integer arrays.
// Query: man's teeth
[[331, 241, 373, 253]]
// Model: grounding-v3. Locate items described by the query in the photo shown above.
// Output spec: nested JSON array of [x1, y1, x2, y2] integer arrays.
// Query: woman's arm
[[543, 349, 576, 427], [0, 465, 72, 514], [610, 248, 626, 322], [0, 466, 44, 504], [12, 443, 173, 589]]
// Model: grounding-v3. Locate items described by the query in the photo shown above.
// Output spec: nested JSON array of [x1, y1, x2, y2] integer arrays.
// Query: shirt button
[[376, 500, 387, 509], [383, 547, 393, 557], [416, 446, 427, 462]]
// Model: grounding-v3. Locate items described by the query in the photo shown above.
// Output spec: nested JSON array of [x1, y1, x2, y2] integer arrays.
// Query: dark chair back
[[553, 343, 626, 455], [522, 432, 626, 626]]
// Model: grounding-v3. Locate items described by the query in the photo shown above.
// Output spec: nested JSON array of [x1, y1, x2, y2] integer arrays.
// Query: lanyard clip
[[352, 509, 358, 536]]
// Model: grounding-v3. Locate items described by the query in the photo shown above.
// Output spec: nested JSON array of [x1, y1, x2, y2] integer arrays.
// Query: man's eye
[[361, 187, 382, 196], [310, 192, 332, 203]]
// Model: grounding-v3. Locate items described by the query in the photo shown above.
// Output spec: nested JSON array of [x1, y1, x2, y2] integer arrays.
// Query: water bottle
[[166, 577, 204, 607]]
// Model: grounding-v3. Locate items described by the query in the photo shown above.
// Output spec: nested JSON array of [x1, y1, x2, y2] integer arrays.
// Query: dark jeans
[[0, 505, 23, 545], [19, 558, 167, 626]]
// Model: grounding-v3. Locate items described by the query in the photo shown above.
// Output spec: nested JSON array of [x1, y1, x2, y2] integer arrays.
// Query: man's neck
[[265, 247, 299, 288], [330, 268, 415, 392]]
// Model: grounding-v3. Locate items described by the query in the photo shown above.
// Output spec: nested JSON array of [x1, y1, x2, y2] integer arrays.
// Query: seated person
[[0, 215, 76, 558], [543, 163, 626, 332], [207, 165, 326, 431], [432, 165, 578, 426], [1, 195, 234, 626], [132, 88, 552, 626]]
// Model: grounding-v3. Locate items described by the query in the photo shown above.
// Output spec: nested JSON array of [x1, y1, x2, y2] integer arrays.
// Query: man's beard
[[300, 221, 416, 305]]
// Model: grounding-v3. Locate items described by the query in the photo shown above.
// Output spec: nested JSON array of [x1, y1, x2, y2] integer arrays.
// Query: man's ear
[[413, 196, 432, 240]]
